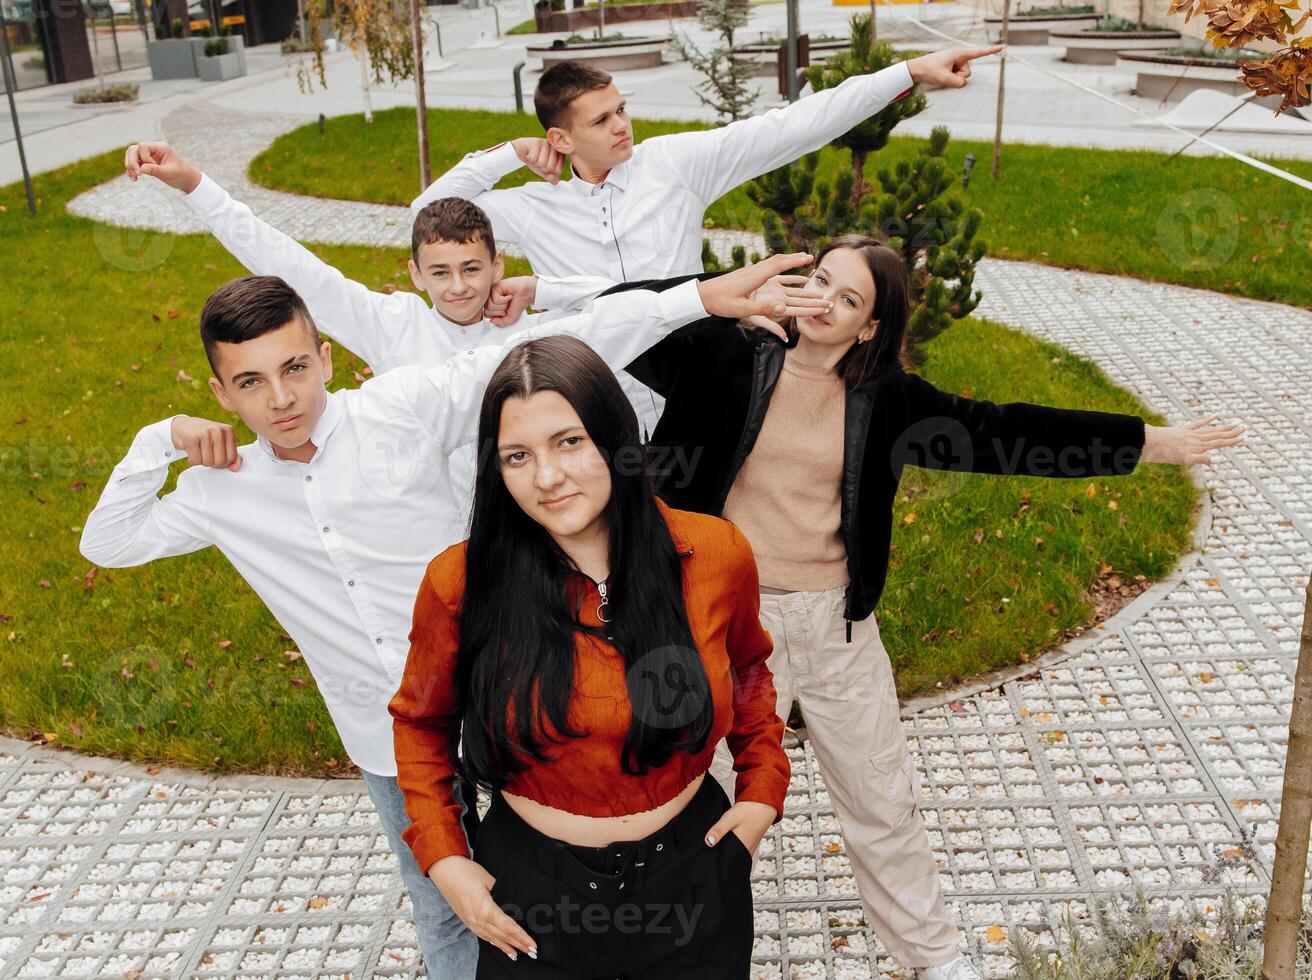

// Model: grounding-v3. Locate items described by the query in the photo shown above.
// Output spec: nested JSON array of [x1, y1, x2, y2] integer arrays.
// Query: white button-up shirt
[[411, 61, 915, 281], [79, 280, 708, 776]]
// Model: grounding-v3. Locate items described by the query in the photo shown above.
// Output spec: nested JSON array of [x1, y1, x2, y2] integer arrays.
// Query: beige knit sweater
[[723, 357, 849, 591]]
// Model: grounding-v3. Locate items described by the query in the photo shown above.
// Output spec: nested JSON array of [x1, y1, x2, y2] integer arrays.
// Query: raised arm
[[127, 142, 428, 371], [79, 417, 217, 568], [409, 141, 536, 247], [657, 47, 1001, 207]]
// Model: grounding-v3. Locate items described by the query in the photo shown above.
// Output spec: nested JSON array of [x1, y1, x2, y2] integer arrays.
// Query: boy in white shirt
[[80, 256, 819, 977]]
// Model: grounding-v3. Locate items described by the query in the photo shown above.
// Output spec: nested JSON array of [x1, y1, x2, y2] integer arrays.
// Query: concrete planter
[[1051, 27, 1181, 64], [527, 36, 668, 71], [146, 34, 244, 79], [984, 12, 1100, 44], [198, 50, 243, 81], [147, 37, 206, 79], [1118, 51, 1249, 101], [733, 39, 847, 77]]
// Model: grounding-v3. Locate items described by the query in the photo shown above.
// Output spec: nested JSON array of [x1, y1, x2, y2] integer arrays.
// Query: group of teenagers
[[85, 43, 1242, 980]]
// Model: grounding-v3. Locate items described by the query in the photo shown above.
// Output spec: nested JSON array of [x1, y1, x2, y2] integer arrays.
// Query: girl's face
[[496, 390, 613, 546], [795, 248, 878, 353]]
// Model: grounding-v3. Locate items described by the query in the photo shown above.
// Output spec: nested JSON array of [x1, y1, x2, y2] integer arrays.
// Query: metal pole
[[512, 59, 525, 111], [410, 0, 431, 190], [784, 0, 799, 102], [108, 5, 123, 72], [991, 0, 1009, 178], [0, 7, 36, 214], [596, 0, 604, 39], [492, 0, 500, 36]]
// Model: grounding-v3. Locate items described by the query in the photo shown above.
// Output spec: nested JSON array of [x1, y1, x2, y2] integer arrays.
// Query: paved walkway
[[19, 99, 1312, 980]]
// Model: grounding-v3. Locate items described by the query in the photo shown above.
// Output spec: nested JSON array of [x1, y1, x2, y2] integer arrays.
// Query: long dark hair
[[451, 335, 714, 789], [783, 234, 912, 387]]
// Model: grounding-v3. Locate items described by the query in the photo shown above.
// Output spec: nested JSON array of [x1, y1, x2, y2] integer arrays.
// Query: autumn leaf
[[282, 649, 302, 662], [985, 925, 1008, 944], [308, 895, 329, 909], [903, 512, 917, 525], [216, 639, 232, 649], [973, 528, 985, 544], [1107, 500, 1119, 511], [176, 369, 193, 382], [38, 580, 51, 590], [1085, 483, 1097, 499], [824, 841, 842, 854], [1199, 672, 1216, 683], [290, 678, 306, 688], [167, 310, 181, 319]]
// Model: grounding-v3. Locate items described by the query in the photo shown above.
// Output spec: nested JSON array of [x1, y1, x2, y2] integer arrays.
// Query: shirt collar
[[256, 388, 344, 463], [573, 156, 632, 195], [429, 305, 492, 339]]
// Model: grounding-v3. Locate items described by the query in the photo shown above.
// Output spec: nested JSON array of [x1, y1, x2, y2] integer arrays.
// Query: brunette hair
[[784, 234, 912, 387], [199, 275, 319, 377], [411, 197, 497, 262], [534, 61, 613, 130], [451, 336, 714, 788]]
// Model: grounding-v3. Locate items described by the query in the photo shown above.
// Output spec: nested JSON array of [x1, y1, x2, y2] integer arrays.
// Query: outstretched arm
[[897, 372, 1243, 477], [127, 142, 429, 372], [381, 253, 820, 452], [658, 47, 1002, 207], [409, 140, 546, 247]]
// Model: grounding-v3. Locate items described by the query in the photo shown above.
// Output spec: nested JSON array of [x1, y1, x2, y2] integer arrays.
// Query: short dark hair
[[534, 61, 613, 131], [411, 197, 497, 262], [199, 275, 319, 377]]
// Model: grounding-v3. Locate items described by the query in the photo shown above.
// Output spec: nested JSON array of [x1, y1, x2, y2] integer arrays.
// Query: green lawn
[[250, 104, 1312, 309], [0, 151, 1194, 776]]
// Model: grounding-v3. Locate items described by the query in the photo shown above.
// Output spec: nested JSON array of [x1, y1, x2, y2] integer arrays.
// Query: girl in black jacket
[[626, 235, 1242, 980]]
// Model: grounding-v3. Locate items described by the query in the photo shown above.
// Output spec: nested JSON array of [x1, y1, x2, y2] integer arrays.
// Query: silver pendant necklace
[[596, 580, 611, 624]]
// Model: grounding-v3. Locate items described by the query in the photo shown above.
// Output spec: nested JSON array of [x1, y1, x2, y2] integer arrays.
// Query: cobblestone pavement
[[38, 108, 1312, 978]]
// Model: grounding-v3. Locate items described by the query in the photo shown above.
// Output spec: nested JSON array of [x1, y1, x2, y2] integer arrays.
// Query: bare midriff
[[502, 772, 706, 848]]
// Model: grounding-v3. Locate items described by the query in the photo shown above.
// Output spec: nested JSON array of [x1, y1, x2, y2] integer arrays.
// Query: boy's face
[[408, 236, 504, 326], [548, 84, 634, 171], [207, 318, 333, 455]]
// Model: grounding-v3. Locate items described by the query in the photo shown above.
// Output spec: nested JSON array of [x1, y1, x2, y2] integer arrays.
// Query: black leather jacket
[[626, 311, 1146, 625]]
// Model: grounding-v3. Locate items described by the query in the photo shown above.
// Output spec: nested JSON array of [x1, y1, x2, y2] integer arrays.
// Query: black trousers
[[474, 777, 754, 979]]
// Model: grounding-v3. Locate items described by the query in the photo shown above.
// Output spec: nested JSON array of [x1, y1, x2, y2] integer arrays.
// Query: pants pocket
[[866, 741, 922, 827]]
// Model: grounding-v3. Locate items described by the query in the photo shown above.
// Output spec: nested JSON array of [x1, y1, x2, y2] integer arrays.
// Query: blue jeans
[[362, 770, 478, 978]]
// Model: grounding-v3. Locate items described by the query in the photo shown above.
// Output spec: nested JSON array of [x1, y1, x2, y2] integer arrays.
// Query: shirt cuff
[[473, 141, 524, 178], [403, 819, 471, 874], [657, 278, 709, 326], [875, 58, 916, 104], [181, 172, 228, 217], [117, 416, 186, 478], [733, 776, 789, 824]]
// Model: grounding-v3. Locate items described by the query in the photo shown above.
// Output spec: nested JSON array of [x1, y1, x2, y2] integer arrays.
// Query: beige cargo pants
[[711, 586, 961, 969]]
